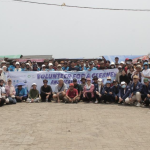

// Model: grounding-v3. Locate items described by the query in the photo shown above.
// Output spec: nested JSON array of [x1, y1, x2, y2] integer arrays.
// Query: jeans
[[8, 96, 17, 104]]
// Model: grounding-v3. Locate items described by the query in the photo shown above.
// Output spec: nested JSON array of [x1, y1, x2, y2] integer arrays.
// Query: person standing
[[0, 79, 7, 106], [40, 79, 53, 102], [14, 62, 22, 71], [141, 62, 150, 83]]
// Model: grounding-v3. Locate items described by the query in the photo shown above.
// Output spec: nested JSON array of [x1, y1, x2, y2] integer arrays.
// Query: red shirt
[[66, 88, 78, 98]]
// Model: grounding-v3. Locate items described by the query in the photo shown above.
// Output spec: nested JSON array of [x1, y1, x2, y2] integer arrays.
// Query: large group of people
[[0, 57, 150, 108]]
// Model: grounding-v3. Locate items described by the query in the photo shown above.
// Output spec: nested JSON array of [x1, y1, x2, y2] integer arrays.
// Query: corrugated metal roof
[[22, 55, 53, 59]]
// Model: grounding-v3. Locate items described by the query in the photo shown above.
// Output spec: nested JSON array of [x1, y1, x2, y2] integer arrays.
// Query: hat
[[118, 66, 122, 68], [107, 76, 111, 80], [125, 58, 129, 61], [93, 76, 98, 80], [26, 63, 30, 66], [32, 83, 37, 86], [128, 59, 132, 62], [57, 64, 61, 67], [16, 62, 20, 65], [49, 63, 53, 66], [98, 78, 102, 82], [110, 62, 115, 65], [113, 80, 117, 83], [106, 81, 111, 84], [60, 61, 64, 64], [73, 78, 77, 82], [144, 78, 149, 83], [120, 61, 124, 64], [136, 65, 142, 69], [86, 78, 91, 81], [69, 83, 74, 87], [133, 75, 139, 79], [0, 68, 2, 71], [58, 78, 64, 81], [7, 78, 12, 81], [121, 81, 126, 85], [42, 64, 46, 68], [2, 66, 7, 68], [143, 62, 148, 66], [89, 62, 93, 65], [1, 61, 6, 64], [80, 77, 86, 81], [16, 83, 25, 86]]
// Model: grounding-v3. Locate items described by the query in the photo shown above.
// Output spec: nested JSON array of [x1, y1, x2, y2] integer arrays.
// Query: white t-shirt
[[142, 69, 150, 83]]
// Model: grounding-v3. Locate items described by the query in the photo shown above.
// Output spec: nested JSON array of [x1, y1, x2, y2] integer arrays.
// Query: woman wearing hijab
[[27, 83, 40, 103], [83, 78, 94, 103], [5, 79, 16, 104]]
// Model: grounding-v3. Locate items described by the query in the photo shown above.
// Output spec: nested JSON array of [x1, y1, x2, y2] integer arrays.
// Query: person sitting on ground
[[48, 63, 55, 71], [111, 80, 120, 103], [27, 83, 40, 103], [0, 79, 7, 106], [83, 78, 94, 103], [87, 62, 97, 71], [40, 79, 52, 102], [118, 81, 131, 104], [68, 61, 79, 71], [25, 63, 32, 71], [102, 81, 113, 103], [5, 79, 16, 104], [0, 68, 6, 84], [14, 62, 22, 71], [73, 78, 81, 102], [94, 78, 104, 104], [62, 61, 69, 71], [141, 78, 150, 107], [120, 70, 130, 84], [15, 83, 28, 102], [56, 64, 63, 71], [53, 78, 67, 103], [125, 75, 143, 107], [64, 83, 79, 103]]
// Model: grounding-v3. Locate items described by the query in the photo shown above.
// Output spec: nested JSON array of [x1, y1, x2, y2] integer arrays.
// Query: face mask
[[98, 81, 102, 84], [121, 85, 126, 88], [111, 66, 114, 69]]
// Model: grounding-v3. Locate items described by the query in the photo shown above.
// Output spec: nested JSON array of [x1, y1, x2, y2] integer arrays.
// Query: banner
[[6, 69, 118, 92]]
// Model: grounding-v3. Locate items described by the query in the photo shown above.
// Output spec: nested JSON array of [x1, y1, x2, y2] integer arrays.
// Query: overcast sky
[[0, 0, 150, 58]]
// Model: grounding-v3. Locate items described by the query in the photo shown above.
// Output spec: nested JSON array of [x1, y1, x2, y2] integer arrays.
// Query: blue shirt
[[21, 68, 26, 71], [62, 67, 69, 71], [87, 67, 97, 70], [15, 88, 27, 97]]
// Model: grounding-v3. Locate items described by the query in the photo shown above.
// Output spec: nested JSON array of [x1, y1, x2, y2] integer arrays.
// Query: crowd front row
[[0, 75, 150, 108]]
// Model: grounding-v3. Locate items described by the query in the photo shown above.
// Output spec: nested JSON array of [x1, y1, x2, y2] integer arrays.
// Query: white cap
[[1, 61, 6, 64], [98, 78, 102, 82], [110, 62, 115, 65], [2, 66, 7, 68], [16, 62, 20, 65], [58, 78, 64, 81], [42, 64, 46, 67], [118, 65, 122, 68], [0, 68, 3, 71], [121, 81, 126, 85], [49, 63, 53, 66], [57, 64, 61, 67], [32, 83, 37, 86], [120, 61, 124, 64], [26, 63, 30, 66], [107, 76, 111, 80]]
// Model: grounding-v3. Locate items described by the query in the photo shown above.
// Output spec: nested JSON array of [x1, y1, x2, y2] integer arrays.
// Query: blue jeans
[[8, 97, 17, 104]]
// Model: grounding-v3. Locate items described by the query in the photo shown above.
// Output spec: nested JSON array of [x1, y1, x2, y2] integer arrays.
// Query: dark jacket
[[111, 85, 120, 97], [120, 75, 130, 84], [102, 86, 112, 95], [142, 83, 150, 96], [129, 82, 143, 97], [119, 86, 131, 100]]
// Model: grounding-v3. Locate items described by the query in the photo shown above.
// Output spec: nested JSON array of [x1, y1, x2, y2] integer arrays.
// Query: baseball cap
[[120, 61, 124, 64], [144, 78, 149, 83], [49, 63, 53, 66], [57, 64, 61, 67], [16, 62, 20, 65], [93, 76, 98, 80], [32, 83, 37, 86], [58, 78, 64, 81], [73, 78, 77, 82], [42, 64, 46, 67], [110, 62, 115, 65], [118, 66, 122, 68], [121, 81, 126, 85], [133, 75, 139, 79], [86, 78, 91, 81], [69, 83, 74, 87], [98, 78, 102, 82]]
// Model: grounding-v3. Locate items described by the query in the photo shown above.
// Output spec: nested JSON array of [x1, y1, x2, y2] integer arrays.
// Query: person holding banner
[[0, 79, 7, 106], [27, 83, 40, 103], [40, 79, 53, 102], [53, 78, 67, 103], [14, 62, 22, 72], [64, 83, 78, 103], [83, 78, 94, 103]]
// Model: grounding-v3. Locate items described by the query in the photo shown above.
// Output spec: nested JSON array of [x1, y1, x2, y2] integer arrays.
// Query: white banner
[[6, 69, 118, 92]]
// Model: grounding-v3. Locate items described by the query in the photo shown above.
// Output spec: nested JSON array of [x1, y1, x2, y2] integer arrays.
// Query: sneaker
[[95, 100, 98, 104], [136, 102, 141, 107]]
